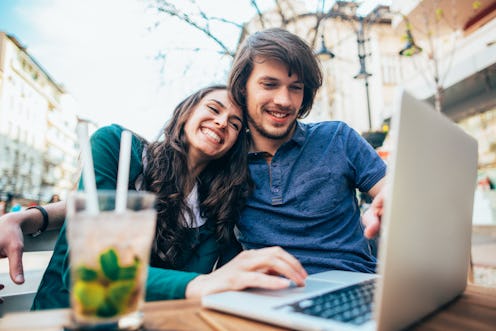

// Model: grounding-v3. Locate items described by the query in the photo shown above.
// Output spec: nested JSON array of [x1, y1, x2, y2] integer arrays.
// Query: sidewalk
[[472, 225, 496, 286]]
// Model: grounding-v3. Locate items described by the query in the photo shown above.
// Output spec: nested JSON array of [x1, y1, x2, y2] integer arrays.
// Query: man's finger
[[364, 220, 380, 239]]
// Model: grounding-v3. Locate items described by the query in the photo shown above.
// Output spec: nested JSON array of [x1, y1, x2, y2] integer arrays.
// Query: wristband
[[26, 206, 49, 238]]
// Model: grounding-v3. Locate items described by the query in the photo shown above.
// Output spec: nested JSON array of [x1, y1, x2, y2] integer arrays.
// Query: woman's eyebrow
[[209, 99, 242, 122], [208, 99, 225, 108]]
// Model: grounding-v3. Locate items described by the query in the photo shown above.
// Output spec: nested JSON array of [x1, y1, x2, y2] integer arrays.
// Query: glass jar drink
[[67, 190, 156, 330]]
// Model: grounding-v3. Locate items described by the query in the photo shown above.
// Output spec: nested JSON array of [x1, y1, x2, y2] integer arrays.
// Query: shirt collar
[[247, 121, 306, 158], [291, 121, 306, 146]]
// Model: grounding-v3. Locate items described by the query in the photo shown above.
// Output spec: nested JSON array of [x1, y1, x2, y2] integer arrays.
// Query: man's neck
[[248, 128, 294, 156]]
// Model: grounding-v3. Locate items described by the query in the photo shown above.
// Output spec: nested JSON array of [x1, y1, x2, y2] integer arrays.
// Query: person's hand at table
[[185, 246, 307, 298]]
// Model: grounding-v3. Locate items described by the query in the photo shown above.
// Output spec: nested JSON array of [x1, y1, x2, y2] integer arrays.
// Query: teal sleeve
[[78, 124, 144, 190], [145, 267, 200, 301], [69, 125, 145, 291]]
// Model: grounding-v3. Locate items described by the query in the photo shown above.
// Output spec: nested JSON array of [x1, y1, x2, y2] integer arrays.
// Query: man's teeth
[[268, 111, 288, 118], [202, 128, 221, 143]]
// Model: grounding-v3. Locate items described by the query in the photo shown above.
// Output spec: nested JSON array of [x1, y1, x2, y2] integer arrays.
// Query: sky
[[0, 0, 387, 140], [0, 0, 257, 140]]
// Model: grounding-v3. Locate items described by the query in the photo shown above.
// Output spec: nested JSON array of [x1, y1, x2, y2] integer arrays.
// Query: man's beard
[[247, 113, 297, 140]]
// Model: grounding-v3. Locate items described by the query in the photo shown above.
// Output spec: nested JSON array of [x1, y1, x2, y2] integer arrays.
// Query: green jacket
[[32, 124, 240, 310]]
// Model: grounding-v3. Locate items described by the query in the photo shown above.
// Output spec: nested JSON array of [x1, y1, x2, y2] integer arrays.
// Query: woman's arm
[[143, 246, 307, 301], [185, 246, 307, 298]]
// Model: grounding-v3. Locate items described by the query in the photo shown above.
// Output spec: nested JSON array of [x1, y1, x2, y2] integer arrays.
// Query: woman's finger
[[236, 248, 307, 286]]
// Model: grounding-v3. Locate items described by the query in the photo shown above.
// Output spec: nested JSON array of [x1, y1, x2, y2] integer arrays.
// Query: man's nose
[[274, 88, 291, 107]]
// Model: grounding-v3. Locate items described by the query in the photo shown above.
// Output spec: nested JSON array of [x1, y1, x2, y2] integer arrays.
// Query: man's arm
[[362, 177, 386, 239], [0, 201, 66, 284]]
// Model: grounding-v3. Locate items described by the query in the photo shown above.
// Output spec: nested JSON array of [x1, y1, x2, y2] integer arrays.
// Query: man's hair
[[229, 27, 323, 119]]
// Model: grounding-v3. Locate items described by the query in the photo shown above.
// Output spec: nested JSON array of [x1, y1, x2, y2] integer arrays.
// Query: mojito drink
[[67, 191, 156, 329]]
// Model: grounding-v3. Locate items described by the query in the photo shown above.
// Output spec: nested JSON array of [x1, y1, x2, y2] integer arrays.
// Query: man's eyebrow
[[258, 76, 278, 81], [258, 76, 303, 84]]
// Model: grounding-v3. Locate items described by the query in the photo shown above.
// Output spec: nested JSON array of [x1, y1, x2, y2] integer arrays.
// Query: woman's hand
[[185, 246, 307, 298], [0, 213, 26, 284]]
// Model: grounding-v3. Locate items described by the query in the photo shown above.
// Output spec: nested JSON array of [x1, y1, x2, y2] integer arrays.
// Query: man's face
[[245, 57, 304, 145]]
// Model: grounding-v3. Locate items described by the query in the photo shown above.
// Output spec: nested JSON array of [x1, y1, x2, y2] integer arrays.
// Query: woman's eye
[[208, 106, 219, 113], [230, 122, 240, 131]]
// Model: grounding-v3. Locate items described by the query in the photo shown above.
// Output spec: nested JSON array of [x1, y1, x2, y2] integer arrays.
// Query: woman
[[0, 85, 306, 309]]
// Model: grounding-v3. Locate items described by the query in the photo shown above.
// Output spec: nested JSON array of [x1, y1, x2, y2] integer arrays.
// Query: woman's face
[[184, 89, 243, 166]]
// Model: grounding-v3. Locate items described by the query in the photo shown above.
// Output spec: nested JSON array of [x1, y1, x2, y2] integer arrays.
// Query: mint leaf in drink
[[75, 266, 99, 281], [100, 248, 120, 281], [118, 256, 141, 280]]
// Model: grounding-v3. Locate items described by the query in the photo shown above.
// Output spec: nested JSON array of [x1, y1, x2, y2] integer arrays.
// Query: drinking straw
[[76, 122, 99, 214], [115, 130, 132, 213]]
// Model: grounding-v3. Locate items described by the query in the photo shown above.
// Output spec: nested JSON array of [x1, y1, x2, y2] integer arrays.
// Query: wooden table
[[1, 284, 495, 331]]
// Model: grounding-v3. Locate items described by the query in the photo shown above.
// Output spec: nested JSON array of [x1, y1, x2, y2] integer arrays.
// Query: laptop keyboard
[[277, 279, 376, 326]]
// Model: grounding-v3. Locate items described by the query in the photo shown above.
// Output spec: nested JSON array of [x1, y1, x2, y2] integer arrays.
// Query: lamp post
[[352, 16, 373, 131], [316, 2, 390, 132]]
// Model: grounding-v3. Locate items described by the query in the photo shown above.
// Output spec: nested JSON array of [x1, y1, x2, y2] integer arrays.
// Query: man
[[228, 28, 386, 274]]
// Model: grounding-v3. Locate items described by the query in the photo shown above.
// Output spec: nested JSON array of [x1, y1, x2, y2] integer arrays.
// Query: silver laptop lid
[[374, 90, 478, 331]]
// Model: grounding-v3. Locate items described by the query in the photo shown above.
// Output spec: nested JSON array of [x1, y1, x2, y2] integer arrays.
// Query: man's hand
[[185, 246, 307, 298], [0, 213, 26, 285], [362, 190, 385, 239]]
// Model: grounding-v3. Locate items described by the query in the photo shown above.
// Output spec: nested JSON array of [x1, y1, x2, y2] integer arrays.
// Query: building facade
[[391, 0, 496, 174], [0, 32, 80, 203], [239, 0, 496, 174]]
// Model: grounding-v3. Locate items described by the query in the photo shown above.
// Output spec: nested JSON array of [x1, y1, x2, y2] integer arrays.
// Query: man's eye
[[262, 82, 277, 88], [291, 85, 304, 91]]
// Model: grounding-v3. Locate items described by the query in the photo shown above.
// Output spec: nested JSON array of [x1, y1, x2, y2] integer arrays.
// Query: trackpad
[[247, 279, 343, 298]]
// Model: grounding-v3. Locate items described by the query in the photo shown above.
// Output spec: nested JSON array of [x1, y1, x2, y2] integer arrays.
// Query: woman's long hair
[[143, 85, 249, 269]]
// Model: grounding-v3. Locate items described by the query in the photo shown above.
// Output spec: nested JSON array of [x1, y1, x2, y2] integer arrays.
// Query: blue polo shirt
[[237, 121, 386, 274]]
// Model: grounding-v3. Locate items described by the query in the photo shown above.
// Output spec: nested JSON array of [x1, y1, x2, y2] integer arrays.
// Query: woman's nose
[[214, 113, 228, 128]]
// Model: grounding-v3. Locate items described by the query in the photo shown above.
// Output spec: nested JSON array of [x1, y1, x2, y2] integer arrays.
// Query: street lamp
[[316, 16, 374, 130], [353, 16, 373, 131], [398, 17, 422, 56], [316, 34, 335, 60]]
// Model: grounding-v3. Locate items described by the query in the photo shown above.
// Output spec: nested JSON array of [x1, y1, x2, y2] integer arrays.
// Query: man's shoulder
[[300, 120, 351, 135]]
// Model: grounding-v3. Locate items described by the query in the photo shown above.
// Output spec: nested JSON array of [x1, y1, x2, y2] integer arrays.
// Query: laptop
[[201, 89, 479, 331]]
